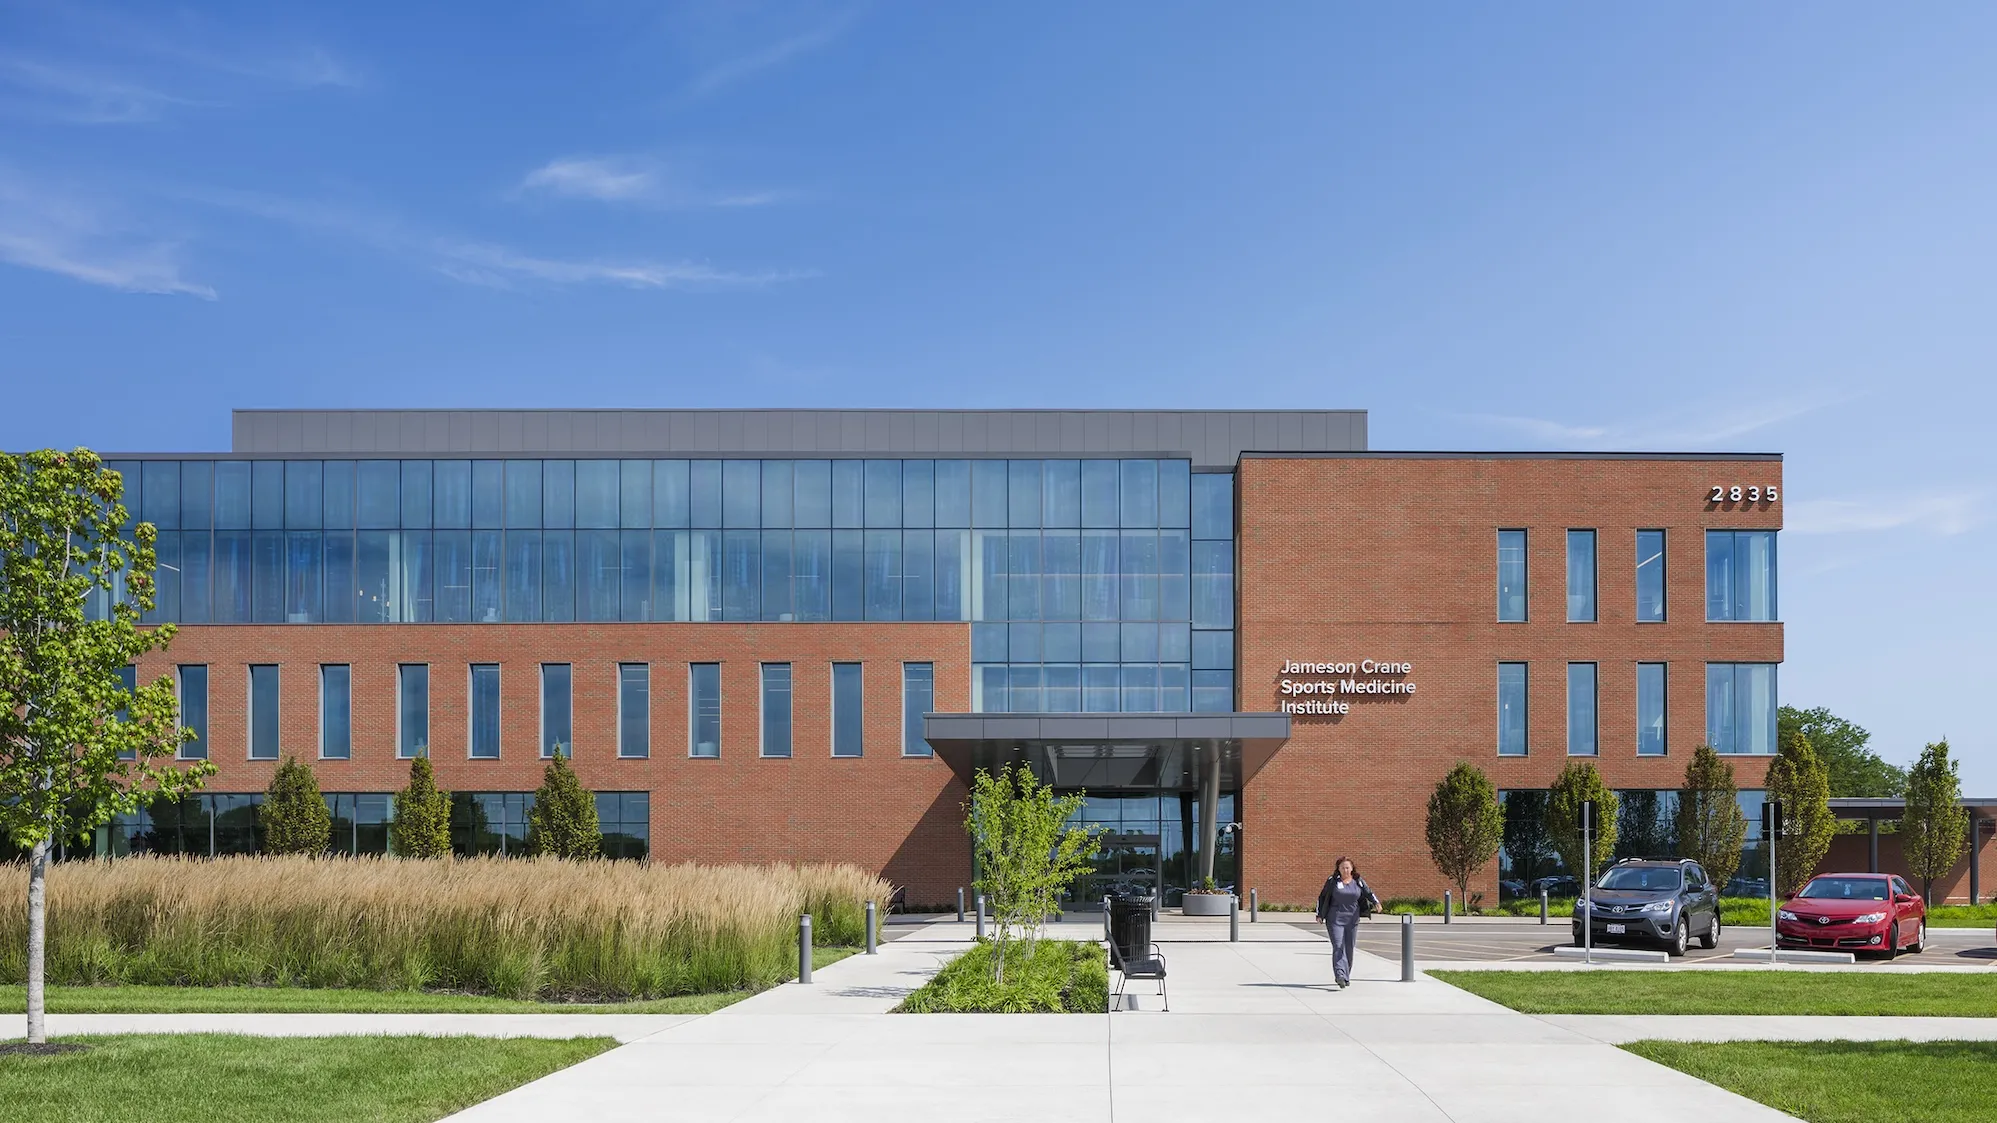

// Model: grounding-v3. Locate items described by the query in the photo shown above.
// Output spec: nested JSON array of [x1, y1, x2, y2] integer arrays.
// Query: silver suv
[[1571, 858, 1722, 956]]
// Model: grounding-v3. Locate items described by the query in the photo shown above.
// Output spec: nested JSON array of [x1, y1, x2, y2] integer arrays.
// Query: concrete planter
[[1182, 892, 1233, 917]]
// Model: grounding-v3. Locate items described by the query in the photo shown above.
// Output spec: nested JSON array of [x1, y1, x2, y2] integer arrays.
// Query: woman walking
[[1314, 856, 1377, 988]]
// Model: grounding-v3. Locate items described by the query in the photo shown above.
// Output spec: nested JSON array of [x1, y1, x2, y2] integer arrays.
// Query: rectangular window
[[832, 662, 863, 757], [397, 664, 428, 758], [1566, 530, 1596, 622], [1707, 663, 1778, 755], [1567, 662, 1597, 756], [177, 665, 208, 760], [541, 663, 572, 758], [1637, 662, 1667, 756], [470, 664, 500, 759], [248, 665, 279, 760], [319, 665, 350, 759], [1497, 530, 1527, 621], [618, 663, 649, 758], [595, 791, 651, 860], [1706, 530, 1778, 622], [115, 664, 137, 760], [1635, 529, 1666, 622], [690, 663, 721, 758], [1497, 663, 1527, 757], [903, 662, 934, 757], [761, 663, 792, 758]]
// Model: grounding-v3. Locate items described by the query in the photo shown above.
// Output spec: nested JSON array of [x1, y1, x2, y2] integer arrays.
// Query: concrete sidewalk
[[439, 921, 1799, 1123]]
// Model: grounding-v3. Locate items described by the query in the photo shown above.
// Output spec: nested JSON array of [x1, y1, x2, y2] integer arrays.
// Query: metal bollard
[[1102, 895, 1111, 941], [1400, 913, 1415, 982], [798, 914, 813, 984], [1540, 889, 1549, 925], [975, 894, 986, 940], [1229, 894, 1240, 942], [865, 900, 877, 954], [1443, 890, 1452, 924], [956, 887, 965, 923], [1249, 888, 1259, 922]]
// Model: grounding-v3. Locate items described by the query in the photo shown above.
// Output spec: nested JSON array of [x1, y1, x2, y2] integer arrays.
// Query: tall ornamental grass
[[0, 856, 891, 1000]]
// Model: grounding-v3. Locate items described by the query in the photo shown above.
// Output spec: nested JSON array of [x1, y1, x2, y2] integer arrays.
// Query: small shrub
[[390, 756, 452, 858], [526, 753, 601, 860], [895, 939, 1107, 1013], [260, 756, 331, 855]]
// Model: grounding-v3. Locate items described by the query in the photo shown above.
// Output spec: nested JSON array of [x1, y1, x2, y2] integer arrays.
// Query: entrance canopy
[[922, 712, 1291, 791]]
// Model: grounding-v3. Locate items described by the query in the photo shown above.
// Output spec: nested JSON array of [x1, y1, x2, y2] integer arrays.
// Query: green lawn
[[1627, 1040, 1997, 1123], [0, 947, 855, 1015], [0, 1034, 616, 1123], [1434, 970, 1997, 1016]]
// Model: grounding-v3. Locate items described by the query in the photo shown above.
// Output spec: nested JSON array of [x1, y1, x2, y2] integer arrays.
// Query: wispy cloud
[[515, 155, 787, 209], [1786, 493, 1982, 536], [686, 9, 859, 97], [0, 173, 214, 297], [1459, 394, 1855, 451], [0, 57, 202, 123]]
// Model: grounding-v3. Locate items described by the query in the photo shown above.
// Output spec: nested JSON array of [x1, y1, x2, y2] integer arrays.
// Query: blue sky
[[2, 3, 1991, 791]]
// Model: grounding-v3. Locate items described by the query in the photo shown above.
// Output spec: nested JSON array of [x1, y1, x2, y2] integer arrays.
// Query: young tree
[[964, 764, 1099, 983], [1676, 745, 1747, 892], [1501, 789, 1554, 889], [1545, 762, 1617, 883], [1425, 762, 1503, 914], [1902, 740, 1969, 905], [0, 449, 212, 1044], [1778, 705, 1906, 798], [390, 755, 453, 858], [526, 751, 601, 859], [1766, 729, 1835, 897], [259, 755, 332, 855]]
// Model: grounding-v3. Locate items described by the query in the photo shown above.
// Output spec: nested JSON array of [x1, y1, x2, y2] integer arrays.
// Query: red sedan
[[1777, 873, 1926, 956]]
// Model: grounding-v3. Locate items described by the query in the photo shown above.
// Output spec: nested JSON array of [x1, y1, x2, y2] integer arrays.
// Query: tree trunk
[[27, 838, 48, 1044]]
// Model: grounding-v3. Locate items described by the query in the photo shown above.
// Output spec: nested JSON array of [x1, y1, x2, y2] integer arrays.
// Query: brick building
[[68, 407, 1984, 906]]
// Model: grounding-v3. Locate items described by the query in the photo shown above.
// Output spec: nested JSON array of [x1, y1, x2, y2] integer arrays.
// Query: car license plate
[[1606, 923, 1626, 935]]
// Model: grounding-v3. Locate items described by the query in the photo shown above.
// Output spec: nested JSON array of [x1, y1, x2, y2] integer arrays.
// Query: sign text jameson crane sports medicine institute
[[1277, 659, 1416, 715]]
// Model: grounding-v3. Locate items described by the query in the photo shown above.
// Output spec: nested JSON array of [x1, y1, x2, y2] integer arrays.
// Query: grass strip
[[1626, 1039, 1997, 1123], [0, 947, 855, 1014], [1434, 969, 1997, 1016], [0, 1033, 616, 1123], [895, 939, 1108, 1013]]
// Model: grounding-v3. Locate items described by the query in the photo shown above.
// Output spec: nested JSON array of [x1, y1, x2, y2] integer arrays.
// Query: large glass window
[[1706, 530, 1778, 621], [319, 665, 350, 759], [178, 665, 208, 760], [470, 664, 501, 759], [541, 663, 572, 758], [1498, 662, 1527, 757], [1566, 530, 1597, 623], [689, 663, 721, 758], [1707, 663, 1778, 755], [903, 662, 934, 757], [761, 663, 792, 758], [1638, 662, 1667, 756], [832, 663, 864, 757], [248, 665, 280, 761], [596, 792, 651, 860], [1636, 529, 1666, 622], [1497, 530, 1527, 621], [397, 664, 428, 758], [618, 663, 649, 758], [1567, 662, 1597, 756]]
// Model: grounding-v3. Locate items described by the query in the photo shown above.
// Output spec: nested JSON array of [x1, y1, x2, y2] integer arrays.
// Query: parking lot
[[1295, 917, 1997, 967]]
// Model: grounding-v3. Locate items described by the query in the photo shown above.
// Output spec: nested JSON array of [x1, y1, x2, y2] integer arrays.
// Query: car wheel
[[1699, 912, 1720, 951], [1882, 921, 1899, 960], [1668, 921, 1689, 957], [1571, 929, 1585, 948], [1910, 922, 1925, 954]]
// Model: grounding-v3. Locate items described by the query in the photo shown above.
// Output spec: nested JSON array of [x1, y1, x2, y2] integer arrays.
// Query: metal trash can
[[1108, 890, 1154, 965]]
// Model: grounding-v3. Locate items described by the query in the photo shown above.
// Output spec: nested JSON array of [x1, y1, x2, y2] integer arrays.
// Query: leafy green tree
[[1902, 740, 1969, 905], [526, 752, 601, 859], [1766, 730, 1835, 897], [1676, 745, 1747, 892], [965, 764, 1099, 982], [1778, 705, 1906, 798], [1546, 763, 1617, 882], [0, 449, 212, 1044], [1425, 763, 1503, 914], [390, 755, 452, 858], [1501, 789, 1554, 889], [259, 755, 332, 855]]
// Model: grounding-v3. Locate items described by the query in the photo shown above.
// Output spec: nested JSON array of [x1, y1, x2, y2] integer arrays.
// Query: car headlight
[[1855, 912, 1888, 924], [1573, 899, 1588, 913], [1640, 900, 1675, 914], [1778, 909, 1798, 921]]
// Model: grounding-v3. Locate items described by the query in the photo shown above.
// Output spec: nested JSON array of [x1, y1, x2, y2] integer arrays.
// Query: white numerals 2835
[[1710, 485, 1777, 503]]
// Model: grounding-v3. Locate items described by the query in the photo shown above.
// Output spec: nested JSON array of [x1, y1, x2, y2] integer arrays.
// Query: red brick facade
[[1236, 454, 1783, 905]]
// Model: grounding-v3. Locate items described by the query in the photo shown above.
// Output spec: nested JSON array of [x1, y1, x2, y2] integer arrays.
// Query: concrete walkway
[[18, 1012, 692, 1044], [438, 919, 1799, 1123]]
